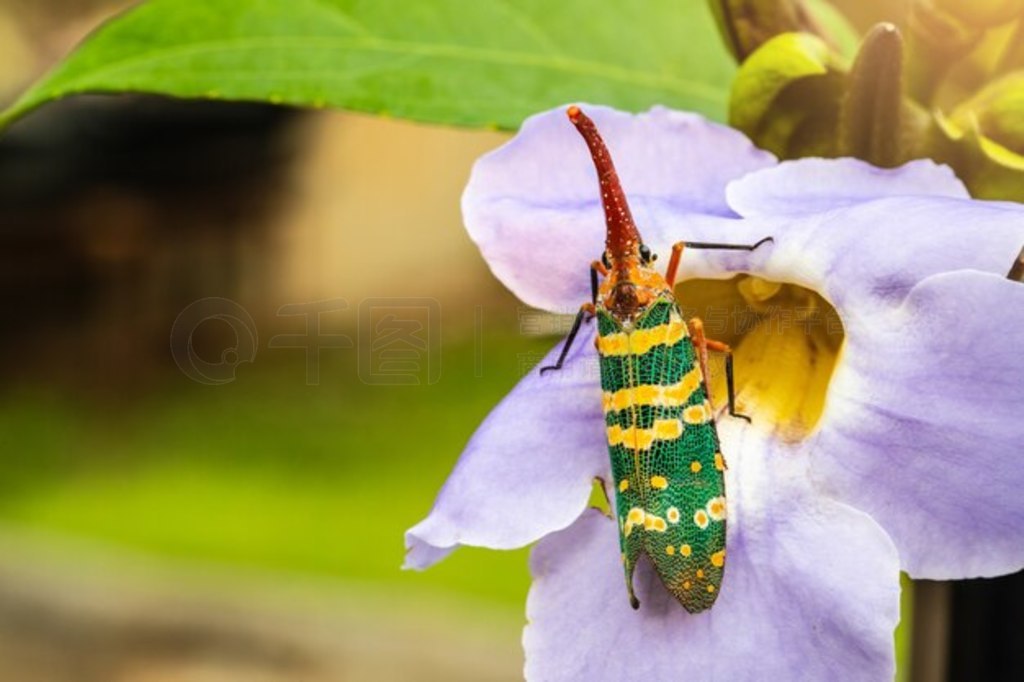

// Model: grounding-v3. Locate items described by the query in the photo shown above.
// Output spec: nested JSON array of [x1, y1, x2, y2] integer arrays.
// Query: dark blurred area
[[0, 96, 299, 391], [949, 572, 1024, 680]]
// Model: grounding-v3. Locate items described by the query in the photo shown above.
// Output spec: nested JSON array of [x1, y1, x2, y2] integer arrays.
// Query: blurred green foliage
[[716, 0, 1024, 200], [0, 332, 553, 609], [0, 0, 735, 131]]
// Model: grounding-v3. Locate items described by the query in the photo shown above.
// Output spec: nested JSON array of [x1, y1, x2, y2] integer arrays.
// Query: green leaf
[[0, 0, 736, 132], [930, 108, 1024, 201], [952, 69, 1024, 153]]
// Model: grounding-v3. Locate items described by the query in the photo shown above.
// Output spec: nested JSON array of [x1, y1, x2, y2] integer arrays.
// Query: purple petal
[[726, 157, 969, 217], [463, 105, 776, 312], [405, 323, 605, 570], [463, 103, 1024, 318], [812, 271, 1024, 579], [726, 197, 1024, 315], [526, 425, 900, 681]]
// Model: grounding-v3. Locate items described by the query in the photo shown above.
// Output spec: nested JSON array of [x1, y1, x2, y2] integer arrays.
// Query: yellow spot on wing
[[715, 452, 726, 471], [618, 479, 629, 492], [666, 507, 680, 523], [694, 509, 710, 529], [680, 544, 692, 557], [696, 568, 704, 579], [665, 545, 675, 556], [653, 419, 683, 440], [624, 507, 645, 537], [707, 584, 716, 593], [643, 513, 667, 532], [707, 496, 727, 521], [684, 400, 713, 424], [711, 550, 726, 568], [650, 475, 668, 490], [690, 460, 702, 473], [643, 512, 667, 532]]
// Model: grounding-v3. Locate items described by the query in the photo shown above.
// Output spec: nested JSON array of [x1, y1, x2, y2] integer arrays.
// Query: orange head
[[567, 106, 669, 321]]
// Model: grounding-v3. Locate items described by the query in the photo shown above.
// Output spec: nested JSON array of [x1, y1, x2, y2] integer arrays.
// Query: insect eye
[[639, 244, 652, 263], [602, 252, 611, 268]]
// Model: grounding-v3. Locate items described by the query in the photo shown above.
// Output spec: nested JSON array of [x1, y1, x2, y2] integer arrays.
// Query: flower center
[[674, 276, 844, 441]]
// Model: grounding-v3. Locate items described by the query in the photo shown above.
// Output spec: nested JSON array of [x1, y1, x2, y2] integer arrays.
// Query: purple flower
[[405, 105, 1024, 679]]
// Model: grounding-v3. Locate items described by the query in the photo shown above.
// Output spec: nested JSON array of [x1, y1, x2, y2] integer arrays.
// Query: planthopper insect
[[541, 106, 771, 613]]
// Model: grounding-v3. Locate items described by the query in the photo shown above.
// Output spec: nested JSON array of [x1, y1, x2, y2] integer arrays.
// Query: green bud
[[840, 23, 905, 166]]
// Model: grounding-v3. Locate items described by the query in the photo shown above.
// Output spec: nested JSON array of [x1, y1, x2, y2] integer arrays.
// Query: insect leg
[[540, 302, 596, 375], [687, 317, 751, 423], [1009, 244, 1024, 281], [720, 350, 750, 422], [665, 237, 774, 288], [590, 260, 607, 306]]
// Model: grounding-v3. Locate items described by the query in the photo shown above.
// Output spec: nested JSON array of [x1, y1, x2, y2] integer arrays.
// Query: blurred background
[[0, 1, 557, 679], [1, 1, 1023, 681]]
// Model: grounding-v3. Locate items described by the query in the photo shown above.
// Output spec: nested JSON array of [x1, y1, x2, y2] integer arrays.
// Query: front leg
[[665, 237, 773, 288], [540, 302, 596, 375]]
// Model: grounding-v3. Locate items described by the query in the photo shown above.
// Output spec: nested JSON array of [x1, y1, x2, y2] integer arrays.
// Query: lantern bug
[[540, 106, 771, 612]]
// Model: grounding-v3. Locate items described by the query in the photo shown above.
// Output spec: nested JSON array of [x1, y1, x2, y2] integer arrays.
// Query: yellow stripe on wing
[[606, 418, 683, 450], [596, 318, 689, 357], [601, 366, 703, 412]]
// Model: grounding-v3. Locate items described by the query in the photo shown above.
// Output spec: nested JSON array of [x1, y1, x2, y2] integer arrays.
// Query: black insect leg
[[541, 258, 606, 375], [589, 258, 609, 308], [539, 302, 595, 375], [722, 348, 750, 423], [1009, 244, 1024, 281]]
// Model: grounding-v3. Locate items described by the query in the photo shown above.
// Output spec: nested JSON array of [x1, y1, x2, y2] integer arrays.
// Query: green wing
[[598, 298, 727, 613]]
